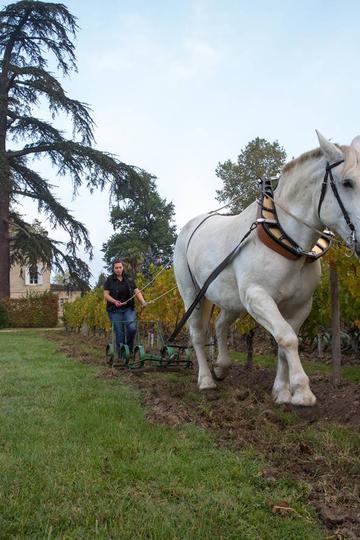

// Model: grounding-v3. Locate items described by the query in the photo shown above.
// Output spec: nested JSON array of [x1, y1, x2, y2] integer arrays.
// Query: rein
[[167, 222, 257, 343]]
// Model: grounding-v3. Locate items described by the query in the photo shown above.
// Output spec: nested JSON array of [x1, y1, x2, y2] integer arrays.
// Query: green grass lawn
[[0, 330, 327, 539]]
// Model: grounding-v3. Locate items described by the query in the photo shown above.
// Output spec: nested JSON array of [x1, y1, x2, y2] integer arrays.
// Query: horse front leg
[[243, 285, 316, 406], [273, 349, 291, 404], [213, 309, 238, 380], [273, 299, 313, 404]]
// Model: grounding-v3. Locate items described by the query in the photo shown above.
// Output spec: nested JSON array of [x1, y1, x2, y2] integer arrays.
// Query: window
[[24, 264, 43, 286], [29, 265, 38, 285]]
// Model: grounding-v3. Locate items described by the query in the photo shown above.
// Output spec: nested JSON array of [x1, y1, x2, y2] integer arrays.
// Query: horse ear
[[350, 136, 360, 153], [316, 130, 344, 162]]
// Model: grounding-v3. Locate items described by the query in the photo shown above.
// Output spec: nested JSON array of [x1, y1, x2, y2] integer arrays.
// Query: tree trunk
[[0, 139, 10, 300], [245, 329, 255, 369], [0, 195, 10, 300], [0, 11, 30, 300], [330, 266, 341, 386]]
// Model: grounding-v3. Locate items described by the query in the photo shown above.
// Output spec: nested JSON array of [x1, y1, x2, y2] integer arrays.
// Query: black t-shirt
[[103, 275, 137, 311]]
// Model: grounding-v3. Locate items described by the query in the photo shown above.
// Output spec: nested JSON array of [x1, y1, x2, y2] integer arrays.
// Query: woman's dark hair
[[111, 259, 130, 281]]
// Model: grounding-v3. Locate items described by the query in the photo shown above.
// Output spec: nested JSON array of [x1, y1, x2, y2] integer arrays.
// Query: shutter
[[37, 263, 43, 285], [24, 267, 30, 285]]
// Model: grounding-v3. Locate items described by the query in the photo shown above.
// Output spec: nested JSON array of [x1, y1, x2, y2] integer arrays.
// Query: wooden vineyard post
[[245, 328, 255, 369], [329, 266, 341, 386]]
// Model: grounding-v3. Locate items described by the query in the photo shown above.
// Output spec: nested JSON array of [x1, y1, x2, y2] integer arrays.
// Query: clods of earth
[[49, 331, 360, 539]]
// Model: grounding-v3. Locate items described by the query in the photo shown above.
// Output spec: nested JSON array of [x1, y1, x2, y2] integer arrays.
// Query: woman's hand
[[114, 300, 123, 308]]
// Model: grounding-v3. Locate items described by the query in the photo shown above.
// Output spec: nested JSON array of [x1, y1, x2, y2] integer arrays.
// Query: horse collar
[[256, 177, 333, 262]]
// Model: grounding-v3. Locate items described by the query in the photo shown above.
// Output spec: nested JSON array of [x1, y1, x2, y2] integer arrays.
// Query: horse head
[[316, 131, 360, 259]]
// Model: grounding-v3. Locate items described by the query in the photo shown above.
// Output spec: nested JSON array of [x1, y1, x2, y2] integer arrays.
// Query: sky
[[10, 0, 360, 283]]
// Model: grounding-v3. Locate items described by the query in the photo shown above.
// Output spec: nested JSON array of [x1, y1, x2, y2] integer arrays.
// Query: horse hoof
[[213, 365, 230, 380], [201, 388, 220, 401], [291, 389, 316, 407], [273, 389, 292, 404], [198, 376, 217, 391]]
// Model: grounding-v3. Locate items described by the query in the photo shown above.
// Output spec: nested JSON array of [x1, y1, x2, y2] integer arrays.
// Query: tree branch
[[7, 143, 56, 157]]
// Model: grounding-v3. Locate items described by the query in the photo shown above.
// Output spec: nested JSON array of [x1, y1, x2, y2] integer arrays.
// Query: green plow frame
[[106, 319, 193, 371]]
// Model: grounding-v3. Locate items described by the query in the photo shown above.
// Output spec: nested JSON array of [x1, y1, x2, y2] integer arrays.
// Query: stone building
[[10, 262, 51, 298], [9, 263, 81, 321]]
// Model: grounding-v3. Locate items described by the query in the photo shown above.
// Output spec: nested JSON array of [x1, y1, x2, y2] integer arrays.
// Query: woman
[[103, 259, 147, 352]]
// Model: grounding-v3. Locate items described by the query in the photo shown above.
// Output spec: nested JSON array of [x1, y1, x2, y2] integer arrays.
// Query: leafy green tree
[[215, 137, 287, 357], [95, 272, 107, 289], [52, 267, 89, 292], [52, 270, 71, 285], [103, 172, 177, 273], [215, 137, 287, 212], [0, 1, 146, 299]]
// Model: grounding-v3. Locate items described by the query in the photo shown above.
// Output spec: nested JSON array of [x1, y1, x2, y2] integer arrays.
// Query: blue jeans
[[108, 308, 137, 352]]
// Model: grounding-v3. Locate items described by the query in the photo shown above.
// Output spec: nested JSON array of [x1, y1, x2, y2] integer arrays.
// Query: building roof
[[50, 283, 82, 293]]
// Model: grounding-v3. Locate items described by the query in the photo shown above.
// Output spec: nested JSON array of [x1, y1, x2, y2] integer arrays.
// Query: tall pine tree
[[0, 1, 146, 297]]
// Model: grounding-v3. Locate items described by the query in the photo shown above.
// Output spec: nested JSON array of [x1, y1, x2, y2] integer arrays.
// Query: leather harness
[[256, 158, 356, 262], [256, 177, 334, 262]]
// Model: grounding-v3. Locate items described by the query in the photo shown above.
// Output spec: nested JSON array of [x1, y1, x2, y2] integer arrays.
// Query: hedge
[[1, 291, 58, 328], [0, 302, 8, 329]]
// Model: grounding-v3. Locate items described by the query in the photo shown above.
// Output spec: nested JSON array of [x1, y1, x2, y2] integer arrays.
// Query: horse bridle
[[318, 160, 356, 249]]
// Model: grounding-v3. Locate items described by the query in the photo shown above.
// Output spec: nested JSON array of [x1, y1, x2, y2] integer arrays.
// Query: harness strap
[[167, 222, 257, 343], [318, 159, 357, 251], [328, 168, 355, 231], [186, 213, 219, 290], [317, 160, 344, 218]]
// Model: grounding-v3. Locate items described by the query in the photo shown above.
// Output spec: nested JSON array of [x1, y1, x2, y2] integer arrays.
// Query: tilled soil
[[49, 331, 360, 539]]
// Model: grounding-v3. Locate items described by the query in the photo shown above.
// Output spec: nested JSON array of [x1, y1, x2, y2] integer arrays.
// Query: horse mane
[[282, 148, 323, 174], [283, 143, 359, 176]]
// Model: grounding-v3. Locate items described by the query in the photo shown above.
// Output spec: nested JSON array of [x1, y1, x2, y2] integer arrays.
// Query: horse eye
[[343, 179, 353, 188]]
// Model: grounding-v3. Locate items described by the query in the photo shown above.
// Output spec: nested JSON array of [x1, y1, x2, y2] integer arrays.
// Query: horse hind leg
[[213, 309, 238, 380], [244, 285, 316, 406], [189, 298, 217, 391]]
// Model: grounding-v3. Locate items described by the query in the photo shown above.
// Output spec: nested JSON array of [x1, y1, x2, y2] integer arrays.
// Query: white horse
[[174, 132, 360, 406]]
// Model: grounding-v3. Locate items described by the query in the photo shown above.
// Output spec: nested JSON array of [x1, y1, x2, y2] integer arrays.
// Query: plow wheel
[[132, 346, 145, 369], [105, 343, 114, 366], [161, 346, 178, 367], [113, 344, 130, 368], [184, 347, 193, 368]]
